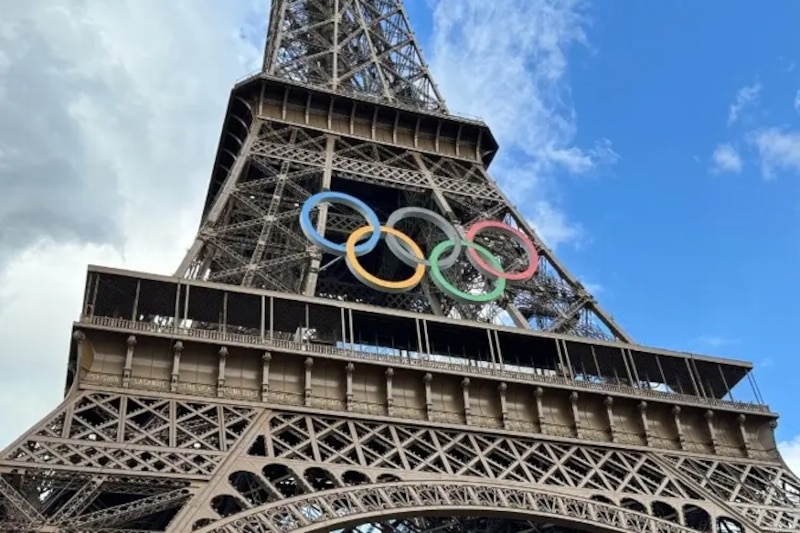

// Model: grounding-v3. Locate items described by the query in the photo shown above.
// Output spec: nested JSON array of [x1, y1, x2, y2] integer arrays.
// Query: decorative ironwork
[[264, 0, 448, 112], [0, 1, 793, 532], [178, 119, 631, 341], [198, 480, 706, 533]]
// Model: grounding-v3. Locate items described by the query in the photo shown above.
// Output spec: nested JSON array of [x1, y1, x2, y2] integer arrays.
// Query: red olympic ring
[[465, 220, 540, 282]]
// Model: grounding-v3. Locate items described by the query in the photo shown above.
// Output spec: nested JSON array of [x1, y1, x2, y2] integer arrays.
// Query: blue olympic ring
[[299, 191, 381, 255]]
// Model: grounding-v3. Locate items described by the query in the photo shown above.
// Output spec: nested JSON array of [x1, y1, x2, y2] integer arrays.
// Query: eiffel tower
[[1, 1, 797, 532]]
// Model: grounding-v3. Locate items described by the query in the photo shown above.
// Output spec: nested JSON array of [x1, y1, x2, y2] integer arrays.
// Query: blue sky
[[403, 1, 800, 442]]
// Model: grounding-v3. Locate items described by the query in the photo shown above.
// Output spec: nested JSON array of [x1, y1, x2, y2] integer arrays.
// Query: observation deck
[[200, 74, 499, 221], [67, 266, 779, 462]]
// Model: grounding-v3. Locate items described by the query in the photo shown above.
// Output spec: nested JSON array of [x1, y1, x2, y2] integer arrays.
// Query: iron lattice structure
[[1, 1, 798, 532], [175, 0, 628, 342]]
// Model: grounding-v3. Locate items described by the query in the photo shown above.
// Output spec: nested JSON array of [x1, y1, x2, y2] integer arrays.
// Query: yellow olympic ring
[[346, 225, 426, 292]]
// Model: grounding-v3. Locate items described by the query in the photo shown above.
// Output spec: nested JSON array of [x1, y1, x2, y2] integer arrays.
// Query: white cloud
[[527, 200, 583, 250], [728, 82, 761, 126], [693, 335, 739, 349], [749, 127, 800, 178], [779, 436, 800, 477], [0, 0, 611, 449], [428, 0, 616, 247], [0, 0, 264, 447], [581, 281, 603, 295], [710, 143, 743, 174], [0, 241, 119, 445], [794, 89, 800, 113]]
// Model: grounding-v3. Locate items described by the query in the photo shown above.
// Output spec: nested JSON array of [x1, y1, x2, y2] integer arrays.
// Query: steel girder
[[264, 0, 448, 113], [4, 390, 788, 532], [177, 120, 630, 341]]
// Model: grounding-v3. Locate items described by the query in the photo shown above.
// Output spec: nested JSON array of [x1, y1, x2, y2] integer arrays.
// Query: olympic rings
[[300, 191, 380, 255], [299, 191, 539, 301], [430, 240, 507, 304], [385, 207, 462, 268], [466, 220, 540, 282], [346, 226, 426, 293]]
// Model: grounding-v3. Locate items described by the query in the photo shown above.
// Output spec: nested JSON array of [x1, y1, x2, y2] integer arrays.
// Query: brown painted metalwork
[[0, 1, 796, 532]]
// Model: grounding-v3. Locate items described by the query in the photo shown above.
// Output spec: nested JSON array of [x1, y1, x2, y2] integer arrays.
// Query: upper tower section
[[262, 0, 447, 113], [175, 0, 633, 343]]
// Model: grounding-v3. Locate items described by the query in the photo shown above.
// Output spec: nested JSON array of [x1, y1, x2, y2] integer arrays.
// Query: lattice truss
[[328, 518, 585, 532], [264, 0, 447, 113], [0, 391, 259, 531], [179, 120, 628, 341], [328, 518, 584, 532], [1, 393, 793, 532], [144, 410, 779, 532], [332, 517, 577, 533], [196, 482, 708, 533]]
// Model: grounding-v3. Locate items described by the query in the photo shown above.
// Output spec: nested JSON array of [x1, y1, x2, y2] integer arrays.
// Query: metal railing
[[79, 315, 770, 415]]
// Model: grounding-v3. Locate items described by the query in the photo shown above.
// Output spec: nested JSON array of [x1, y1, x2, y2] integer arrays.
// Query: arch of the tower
[[189, 479, 746, 533]]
